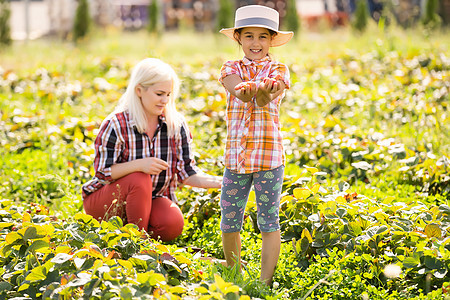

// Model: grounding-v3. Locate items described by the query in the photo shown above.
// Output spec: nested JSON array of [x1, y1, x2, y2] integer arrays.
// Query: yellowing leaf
[[156, 244, 169, 253], [246, 190, 256, 212], [301, 228, 313, 243], [26, 265, 47, 282], [195, 286, 209, 294], [224, 285, 240, 294], [424, 224, 442, 238], [383, 196, 395, 205], [118, 259, 133, 271], [5, 232, 22, 245], [169, 286, 187, 294], [153, 288, 161, 298], [174, 253, 191, 265], [311, 183, 320, 194], [214, 273, 227, 288], [303, 165, 319, 174], [22, 212, 31, 223], [294, 188, 311, 200], [323, 201, 337, 213], [335, 196, 346, 204], [430, 206, 441, 218], [0, 222, 14, 228], [281, 195, 294, 203], [74, 127, 84, 141]]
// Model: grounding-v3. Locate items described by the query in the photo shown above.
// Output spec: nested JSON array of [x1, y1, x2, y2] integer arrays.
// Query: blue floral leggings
[[220, 165, 284, 233]]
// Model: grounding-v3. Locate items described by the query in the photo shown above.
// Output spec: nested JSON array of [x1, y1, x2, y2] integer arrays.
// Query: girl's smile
[[238, 27, 272, 60]]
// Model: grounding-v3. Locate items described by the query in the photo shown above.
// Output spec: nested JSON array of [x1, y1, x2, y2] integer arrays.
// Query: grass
[[1, 24, 448, 74], [0, 24, 449, 299]]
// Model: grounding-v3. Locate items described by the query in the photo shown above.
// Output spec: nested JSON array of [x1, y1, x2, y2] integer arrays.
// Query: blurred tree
[[422, 0, 442, 29], [73, 0, 90, 42], [148, 0, 159, 34], [352, 0, 369, 32], [284, 0, 300, 35], [0, 0, 12, 46], [216, 0, 234, 32], [440, 0, 450, 25]]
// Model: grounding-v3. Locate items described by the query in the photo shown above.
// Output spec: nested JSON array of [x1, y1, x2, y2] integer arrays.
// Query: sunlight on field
[[2, 25, 448, 74], [0, 24, 449, 299]]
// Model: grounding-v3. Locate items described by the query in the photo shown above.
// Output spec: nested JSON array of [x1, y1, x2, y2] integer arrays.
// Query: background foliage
[[0, 26, 449, 299]]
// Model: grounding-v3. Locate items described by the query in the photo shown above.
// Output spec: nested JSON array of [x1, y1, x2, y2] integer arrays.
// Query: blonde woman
[[82, 58, 221, 242]]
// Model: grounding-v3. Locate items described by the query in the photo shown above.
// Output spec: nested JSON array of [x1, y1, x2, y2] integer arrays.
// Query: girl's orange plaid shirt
[[219, 56, 290, 174]]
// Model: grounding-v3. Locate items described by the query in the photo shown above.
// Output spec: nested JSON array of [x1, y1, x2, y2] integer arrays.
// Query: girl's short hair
[[233, 28, 278, 44], [115, 58, 182, 137]]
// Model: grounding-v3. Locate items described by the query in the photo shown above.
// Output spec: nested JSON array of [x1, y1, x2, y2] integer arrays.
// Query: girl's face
[[136, 80, 172, 119], [238, 27, 272, 60]]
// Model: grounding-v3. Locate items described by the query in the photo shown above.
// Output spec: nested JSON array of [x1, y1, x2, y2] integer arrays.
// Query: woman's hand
[[139, 157, 169, 175], [183, 173, 222, 189], [110, 157, 168, 180]]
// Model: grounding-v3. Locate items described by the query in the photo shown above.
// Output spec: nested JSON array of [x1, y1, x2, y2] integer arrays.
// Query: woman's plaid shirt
[[219, 56, 290, 174], [82, 111, 198, 202]]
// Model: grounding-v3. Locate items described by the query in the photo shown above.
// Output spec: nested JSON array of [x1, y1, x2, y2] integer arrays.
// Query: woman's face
[[136, 80, 172, 119], [238, 27, 272, 60]]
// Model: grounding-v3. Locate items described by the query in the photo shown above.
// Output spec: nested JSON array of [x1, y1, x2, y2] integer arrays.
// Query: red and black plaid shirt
[[82, 111, 198, 202]]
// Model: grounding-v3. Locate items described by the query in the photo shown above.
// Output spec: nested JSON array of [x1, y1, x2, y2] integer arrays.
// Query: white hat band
[[235, 17, 279, 31]]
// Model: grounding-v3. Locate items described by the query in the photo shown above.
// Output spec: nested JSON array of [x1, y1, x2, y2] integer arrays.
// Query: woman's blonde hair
[[115, 58, 182, 137]]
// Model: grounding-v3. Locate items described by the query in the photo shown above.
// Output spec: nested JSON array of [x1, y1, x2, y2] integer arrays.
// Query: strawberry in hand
[[259, 74, 283, 94], [234, 81, 257, 98]]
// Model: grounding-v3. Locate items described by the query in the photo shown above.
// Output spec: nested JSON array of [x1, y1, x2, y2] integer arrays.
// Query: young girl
[[82, 58, 221, 242], [218, 5, 293, 285]]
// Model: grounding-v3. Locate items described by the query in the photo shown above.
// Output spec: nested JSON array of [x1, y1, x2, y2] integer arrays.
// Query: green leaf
[[336, 208, 347, 218], [434, 269, 447, 279], [376, 225, 389, 235], [338, 181, 350, 192], [74, 212, 93, 224], [439, 205, 450, 214], [27, 240, 49, 253], [26, 265, 48, 282], [0, 281, 12, 291], [137, 271, 166, 286], [402, 257, 420, 269], [424, 256, 443, 270], [348, 222, 362, 236], [300, 237, 309, 254], [51, 253, 73, 264], [23, 226, 45, 241], [67, 277, 91, 287], [108, 216, 123, 229], [162, 260, 181, 273]]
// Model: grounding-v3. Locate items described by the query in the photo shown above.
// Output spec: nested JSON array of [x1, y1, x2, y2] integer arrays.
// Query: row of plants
[[0, 39, 449, 298], [1, 170, 449, 299]]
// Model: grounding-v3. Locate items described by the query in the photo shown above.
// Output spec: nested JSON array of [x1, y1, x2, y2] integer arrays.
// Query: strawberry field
[[0, 28, 449, 299]]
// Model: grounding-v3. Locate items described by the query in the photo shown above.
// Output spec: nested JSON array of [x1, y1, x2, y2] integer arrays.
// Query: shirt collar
[[127, 111, 166, 129], [242, 55, 271, 66]]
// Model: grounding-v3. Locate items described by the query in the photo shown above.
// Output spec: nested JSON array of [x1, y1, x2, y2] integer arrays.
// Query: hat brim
[[220, 26, 293, 47]]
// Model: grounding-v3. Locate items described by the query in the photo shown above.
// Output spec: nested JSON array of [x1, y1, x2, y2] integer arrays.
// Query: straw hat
[[220, 5, 293, 47]]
